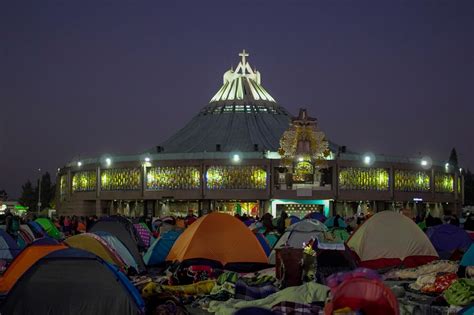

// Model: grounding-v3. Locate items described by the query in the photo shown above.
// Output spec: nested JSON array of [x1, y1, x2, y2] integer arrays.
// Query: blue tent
[[144, 230, 182, 266], [0, 230, 20, 260], [93, 231, 139, 272], [255, 233, 271, 256], [27, 221, 46, 238]]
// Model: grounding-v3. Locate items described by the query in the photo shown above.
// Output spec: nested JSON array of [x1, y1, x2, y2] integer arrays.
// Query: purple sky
[[1, 1, 473, 198]]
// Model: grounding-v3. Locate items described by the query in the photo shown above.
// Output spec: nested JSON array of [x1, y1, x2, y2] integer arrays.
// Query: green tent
[[330, 228, 350, 242], [35, 218, 62, 240]]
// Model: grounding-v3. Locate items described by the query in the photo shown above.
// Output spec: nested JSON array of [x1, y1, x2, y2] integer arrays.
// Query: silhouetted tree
[[0, 190, 7, 201], [449, 148, 459, 169], [19, 181, 36, 211], [39, 172, 55, 209]]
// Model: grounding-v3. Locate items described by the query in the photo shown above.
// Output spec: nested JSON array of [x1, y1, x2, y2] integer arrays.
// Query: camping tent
[[0, 241, 66, 295], [325, 216, 347, 229], [94, 231, 139, 272], [0, 248, 145, 315], [27, 221, 46, 238], [167, 213, 268, 268], [144, 230, 182, 266], [19, 225, 35, 241], [0, 230, 20, 261], [133, 223, 152, 248], [269, 219, 328, 264], [427, 224, 472, 259], [330, 228, 350, 242], [65, 233, 126, 270], [460, 243, 474, 267], [89, 219, 146, 273], [35, 218, 61, 240], [305, 212, 327, 223], [347, 211, 438, 269], [255, 233, 271, 256]]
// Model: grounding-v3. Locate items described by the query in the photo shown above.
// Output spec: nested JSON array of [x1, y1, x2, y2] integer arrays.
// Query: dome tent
[[0, 230, 20, 261], [347, 211, 438, 269], [426, 224, 472, 259], [93, 231, 139, 272], [167, 213, 267, 269], [144, 230, 182, 266], [0, 248, 145, 315], [0, 240, 66, 295], [65, 233, 127, 270], [35, 218, 62, 240], [89, 217, 146, 273], [269, 219, 328, 264]]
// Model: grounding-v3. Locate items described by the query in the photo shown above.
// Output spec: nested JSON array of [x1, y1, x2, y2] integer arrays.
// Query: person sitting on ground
[[261, 213, 274, 235]]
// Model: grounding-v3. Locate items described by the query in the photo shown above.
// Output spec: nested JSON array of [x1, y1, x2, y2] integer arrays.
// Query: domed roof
[[158, 50, 292, 153]]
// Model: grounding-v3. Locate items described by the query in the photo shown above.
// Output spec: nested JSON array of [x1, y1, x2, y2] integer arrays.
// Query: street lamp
[[363, 152, 375, 166], [232, 154, 241, 162]]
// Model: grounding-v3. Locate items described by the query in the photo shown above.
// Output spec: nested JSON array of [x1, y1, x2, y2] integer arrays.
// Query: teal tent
[[144, 230, 182, 266]]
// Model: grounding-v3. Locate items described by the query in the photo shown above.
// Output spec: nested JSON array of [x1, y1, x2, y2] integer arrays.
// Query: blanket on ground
[[208, 282, 329, 315]]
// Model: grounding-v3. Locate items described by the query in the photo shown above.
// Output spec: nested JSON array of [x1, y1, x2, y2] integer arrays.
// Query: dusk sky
[[1, 1, 473, 198]]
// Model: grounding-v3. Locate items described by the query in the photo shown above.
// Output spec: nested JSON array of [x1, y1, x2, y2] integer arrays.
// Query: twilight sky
[[1, 0, 473, 198]]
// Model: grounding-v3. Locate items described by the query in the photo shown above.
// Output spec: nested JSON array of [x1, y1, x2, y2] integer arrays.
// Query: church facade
[[57, 51, 463, 218]]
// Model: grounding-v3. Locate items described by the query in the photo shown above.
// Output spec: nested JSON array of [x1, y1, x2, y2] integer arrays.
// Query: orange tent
[[0, 243, 66, 295], [167, 213, 267, 266]]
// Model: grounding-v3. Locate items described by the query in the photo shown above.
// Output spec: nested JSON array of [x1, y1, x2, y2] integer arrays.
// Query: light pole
[[37, 168, 42, 215]]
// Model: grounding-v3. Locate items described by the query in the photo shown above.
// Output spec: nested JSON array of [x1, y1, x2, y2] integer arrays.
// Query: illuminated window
[[146, 166, 200, 190], [338, 168, 389, 191], [72, 171, 97, 192], [101, 168, 141, 191], [60, 175, 68, 201], [293, 161, 314, 183], [394, 170, 430, 192], [434, 173, 454, 193], [206, 166, 267, 190]]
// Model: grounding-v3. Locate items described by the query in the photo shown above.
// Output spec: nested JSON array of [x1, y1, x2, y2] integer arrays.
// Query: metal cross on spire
[[238, 49, 249, 74]]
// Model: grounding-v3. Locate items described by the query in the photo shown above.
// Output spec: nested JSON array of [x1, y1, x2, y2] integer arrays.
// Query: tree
[[449, 148, 459, 169], [464, 169, 474, 206], [0, 190, 7, 201], [39, 172, 55, 210], [19, 181, 37, 211], [19, 173, 57, 213]]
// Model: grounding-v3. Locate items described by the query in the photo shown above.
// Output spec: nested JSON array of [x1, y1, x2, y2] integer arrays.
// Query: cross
[[239, 49, 249, 67]]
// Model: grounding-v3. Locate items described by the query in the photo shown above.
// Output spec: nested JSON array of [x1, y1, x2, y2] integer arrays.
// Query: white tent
[[269, 219, 328, 264]]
